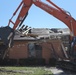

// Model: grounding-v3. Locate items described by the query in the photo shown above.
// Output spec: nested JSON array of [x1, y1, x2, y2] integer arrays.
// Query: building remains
[[0, 28, 70, 65]]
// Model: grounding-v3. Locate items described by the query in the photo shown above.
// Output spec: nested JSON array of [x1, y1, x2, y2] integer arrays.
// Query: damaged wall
[[8, 39, 67, 64]]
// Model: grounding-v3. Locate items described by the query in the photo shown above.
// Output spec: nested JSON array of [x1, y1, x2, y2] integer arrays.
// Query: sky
[[0, 0, 76, 29]]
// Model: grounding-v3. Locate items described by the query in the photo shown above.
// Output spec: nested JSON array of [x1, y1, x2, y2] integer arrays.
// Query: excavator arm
[[8, 0, 33, 29]]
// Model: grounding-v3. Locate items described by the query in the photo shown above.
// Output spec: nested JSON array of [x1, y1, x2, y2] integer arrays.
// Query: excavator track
[[57, 60, 76, 72]]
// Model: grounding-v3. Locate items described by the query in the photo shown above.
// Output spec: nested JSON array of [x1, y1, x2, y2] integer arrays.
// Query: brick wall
[[8, 39, 67, 64], [9, 41, 28, 59]]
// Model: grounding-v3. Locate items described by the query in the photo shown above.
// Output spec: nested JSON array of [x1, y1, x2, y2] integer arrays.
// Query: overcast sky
[[0, 0, 76, 29]]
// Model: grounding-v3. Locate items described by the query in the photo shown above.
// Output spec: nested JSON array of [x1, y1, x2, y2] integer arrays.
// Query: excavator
[[0, 0, 76, 70]]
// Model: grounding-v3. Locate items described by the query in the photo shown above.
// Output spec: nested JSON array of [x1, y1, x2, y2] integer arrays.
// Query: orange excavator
[[0, 0, 76, 69], [1, 0, 76, 46]]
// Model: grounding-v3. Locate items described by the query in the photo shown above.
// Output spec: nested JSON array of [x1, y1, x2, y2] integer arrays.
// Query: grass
[[0, 66, 53, 75]]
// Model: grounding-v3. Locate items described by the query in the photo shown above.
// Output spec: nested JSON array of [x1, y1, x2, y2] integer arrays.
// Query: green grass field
[[0, 66, 53, 75]]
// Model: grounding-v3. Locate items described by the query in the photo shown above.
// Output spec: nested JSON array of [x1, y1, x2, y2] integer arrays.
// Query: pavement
[[45, 67, 76, 75], [50, 67, 65, 75]]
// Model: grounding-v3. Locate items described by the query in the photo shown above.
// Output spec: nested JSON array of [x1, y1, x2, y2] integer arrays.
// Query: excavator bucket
[[0, 26, 15, 48]]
